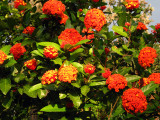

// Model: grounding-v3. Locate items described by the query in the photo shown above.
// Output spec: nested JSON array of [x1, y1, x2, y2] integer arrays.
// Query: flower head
[[78, 9, 83, 12], [58, 28, 83, 52], [84, 8, 106, 31], [138, 78, 151, 87], [58, 64, 78, 83], [148, 73, 160, 84], [137, 22, 147, 30], [84, 63, 96, 75], [138, 47, 157, 69], [100, 6, 107, 11], [43, 46, 58, 59], [92, 0, 99, 2], [125, 22, 131, 27], [0, 50, 7, 65], [122, 88, 148, 114], [23, 26, 35, 35], [14, 0, 27, 9], [155, 23, 160, 30], [10, 43, 26, 60], [102, 68, 111, 79], [106, 74, 127, 92], [59, 13, 68, 25], [125, 0, 139, 10], [42, 0, 65, 15], [41, 70, 58, 85], [24, 59, 37, 70], [105, 47, 110, 55]]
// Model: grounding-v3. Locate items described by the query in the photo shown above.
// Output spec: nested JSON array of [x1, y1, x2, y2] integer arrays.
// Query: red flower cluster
[[82, 28, 94, 44], [105, 47, 110, 55], [100, 6, 107, 11], [10, 43, 26, 60], [43, 46, 58, 59], [84, 8, 106, 31], [58, 28, 83, 52], [23, 26, 35, 35], [41, 70, 58, 85], [58, 64, 78, 83], [42, 0, 68, 24], [92, 0, 99, 2], [106, 74, 127, 92], [122, 88, 148, 114], [78, 9, 83, 12], [138, 47, 157, 69], [102, 68, 111, 79], [14, 0, 27, 9], [155, 23, 160, 30], [0, 50, 7, 65], [137, 22, 147, 30], [24, 59, 37, 70], [138, 78, 151, 87], [148, 73, 160, 84], [125, 22, 131, 27], [125, 0, 139, 10], [84, 63, 96, 75]]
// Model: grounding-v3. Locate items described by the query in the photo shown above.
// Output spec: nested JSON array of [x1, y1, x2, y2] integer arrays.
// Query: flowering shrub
[[23, 26, 35, 35], [125, 0, 140, 10], [10, 43, 26, 60], [102, 68, 111, 79], [24, 59, 37, 70], [43, 46, 58, 59], [137, 22, 147, 30], [138, 47, 157, 69], [14, 0, 26, 9], [0, 50, 7, 65], [41, 70, 58, 84], [106, 74, 127, 92], [148, 73, 160, 84], [84, 63, 96, 75], [122, 88, 148, 114], [84, 8, 106, 31]]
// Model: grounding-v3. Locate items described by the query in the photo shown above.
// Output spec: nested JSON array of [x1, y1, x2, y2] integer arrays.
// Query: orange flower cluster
[[10, 43, 26, 60], [24, 59, 37, 70], [42, 0, 68, 24], [23, 26, 35, 35], [125, 22, 131, 27], [43, 46, 58, 59], [84, 8, 106, 32], [125, 0, 139, 10], [106, 74, 127, 92], [14, 0, 27, 9], [58, 64, 78, 83], [148, 73, 160, 84], [137, 22, 147, 30], [82, 28, 94, 44], [84, 63, 96, 75], [0, 50, 7, 65], [102, 68, 111, 79], [138, 47, 157, 69], [138, 78, 151, 87], [58, 28, 83, 52], [41, 70, 58, 84], [122, 88, 148, 114]]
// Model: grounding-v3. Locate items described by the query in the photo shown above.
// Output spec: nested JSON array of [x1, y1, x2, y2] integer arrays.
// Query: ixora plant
[[0, 0, 159, 119]]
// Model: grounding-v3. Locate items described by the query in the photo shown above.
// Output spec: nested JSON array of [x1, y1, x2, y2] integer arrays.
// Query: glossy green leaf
[[68, 93, 82, 108], [40, 104, 66, 112], [31, 50, 43, 57], [5, 58, 17, 68], [28, 83, 43, 92], [126, 75, 141, 82], [59, 93, 67, 99], [89, 81, 106, 86], [112, 26, 129, 38], [38, 89, 47, 99], [18, 88, 23, 95], [53, 58, 62, 65], [141, 82, 159, 95], [111, 46, 123, 56], [37, 42, 61, 51], [23, 85, 37, 98], [81, 85, 90, 96], [2, 95, 12, 109], [23, 10, 30, 26], [0, 45, 11, 54], [112, 102, 125, 117], [118, 67, 131, 75], [74, 39, 90, 46], [0, 78, 11, 95]]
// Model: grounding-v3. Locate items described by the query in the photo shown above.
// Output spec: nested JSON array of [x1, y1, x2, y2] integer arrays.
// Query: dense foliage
[[0, 0, 159, 119]]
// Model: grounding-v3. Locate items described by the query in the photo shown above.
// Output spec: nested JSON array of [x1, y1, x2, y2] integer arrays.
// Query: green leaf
[[23, 10, 30, 26], [21, 38, 34, 46], [126, 75, 141, 82], [72, 62, 83, 73], [23, 85, 37, 98], [38, 89, 47, 99], [2, 95, 12, 109], [71, 82, 81, 88], [40, 104, 66, 112], [18, 88, 23, 95], [81, 85, 90, 96], [112, 103, 125, 117], [12, 36, 23, 42], [112, 26, 129, 38], [5, 58, 17, 68], [71, 12, 76, 22], [28, 83, 43, 92], [14, 73, 25, 83], [53, 58, 62, 65], [31, 50, 43, 57], [139, 37, 145, 50], [0, 45, 12, 54], [118, 67, 131, 75], [37, 42, 61, 51], [68, 93, 82, 108], [141, 82, 159, 95], [74, 39, 90, 46], [39, 14, 48, 19], [0, 78, 11, 95], [89, 81, 106, 86], [59, 93, 67, 99], [111, 46, 123, 56], [65, 19, 74, 29]]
